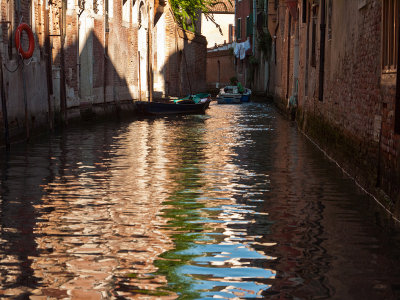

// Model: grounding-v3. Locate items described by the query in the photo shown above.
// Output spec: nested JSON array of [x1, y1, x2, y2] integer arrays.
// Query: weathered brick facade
[[0, 0, 207, 143], [207, 48, 236, 91], [269, 0, 400, 221]]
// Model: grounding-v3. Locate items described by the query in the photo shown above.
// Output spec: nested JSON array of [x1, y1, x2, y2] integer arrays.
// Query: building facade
[[201, 0, 235, 48], [204, 0, 236, 91], [234, 0, 270, 92], [0, 0, 207, 144], [268, 0, 400, 221]]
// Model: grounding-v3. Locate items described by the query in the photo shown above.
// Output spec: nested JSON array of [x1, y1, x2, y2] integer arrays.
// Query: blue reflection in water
[[154, 106, 276, 298]]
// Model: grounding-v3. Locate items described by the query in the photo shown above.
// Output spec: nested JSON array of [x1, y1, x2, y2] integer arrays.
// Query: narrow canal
[[1, 101, 400, 299]]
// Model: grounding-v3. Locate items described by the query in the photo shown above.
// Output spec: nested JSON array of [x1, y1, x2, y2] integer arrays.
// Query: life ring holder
[[15, 23, 35, 59]]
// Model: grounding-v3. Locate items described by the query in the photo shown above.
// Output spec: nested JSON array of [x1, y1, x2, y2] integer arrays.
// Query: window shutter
[[246, 13, 253, 36]]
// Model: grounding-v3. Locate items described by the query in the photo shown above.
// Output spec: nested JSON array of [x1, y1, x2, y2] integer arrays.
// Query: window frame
[[246, 15, 251, 37], [382, 0, 399, 73], [236, 18, 242, 41], [122, 0, 130, 24]]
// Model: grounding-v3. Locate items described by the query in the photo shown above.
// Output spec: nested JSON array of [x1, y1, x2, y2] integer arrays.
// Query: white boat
[[216, 86, 251, 104]]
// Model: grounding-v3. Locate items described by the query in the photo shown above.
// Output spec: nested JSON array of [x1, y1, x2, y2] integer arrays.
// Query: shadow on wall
[[1, 19, 208, 144], [0, 27, 133, 144], [157, 28, 207, 99], [54, 26, 206, 105], [52, 28, 132, 110]]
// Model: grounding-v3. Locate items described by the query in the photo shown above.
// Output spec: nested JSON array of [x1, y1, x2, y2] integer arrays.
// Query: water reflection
[[0, 102, 400, 299], [154, 111, 275, 298], [0, 120, 175, 298]]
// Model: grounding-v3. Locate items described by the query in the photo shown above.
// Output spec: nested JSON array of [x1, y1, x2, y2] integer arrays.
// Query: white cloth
[[243, 39, 251, 51], [239, 44, 246, 59], [234, 38, 252, 60], [234, 43, 242, 58]]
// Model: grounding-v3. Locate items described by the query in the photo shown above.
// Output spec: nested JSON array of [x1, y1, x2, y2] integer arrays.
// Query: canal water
[[1, 101, 400, 299]]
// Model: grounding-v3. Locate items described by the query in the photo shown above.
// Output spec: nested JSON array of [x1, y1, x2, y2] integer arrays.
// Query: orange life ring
[[15, 23, 35, 59]]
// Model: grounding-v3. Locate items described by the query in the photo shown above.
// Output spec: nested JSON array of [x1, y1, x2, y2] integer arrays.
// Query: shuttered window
[[382, 0, 400, 73], [236, 18, 242, 40], [246, 14, 253, 37]]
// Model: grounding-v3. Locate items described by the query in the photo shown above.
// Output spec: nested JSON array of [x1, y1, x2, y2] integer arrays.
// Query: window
[[382, 0, 399, 73], [93, 0, 103, 14], [236, 18, 242, 40], [384, 1, 400, 133], [108, 0, 114, 18], [310, 5, 317, 67], [93, 0, 99, 13], [302, 0, 307, 23], [139, 2, 144, 27], [122, 0, 130, 23], [246, 14, 253, 37], [327, 0, 332, 40], [229, 24, 234, 43]]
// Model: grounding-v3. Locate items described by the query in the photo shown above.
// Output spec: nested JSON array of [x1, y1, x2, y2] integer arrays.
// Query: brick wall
[[0, 0, 208, 143], [235, 0, 252, 43], [269, 0, 400, 220], [163, 11, 207, 97], [207, 49, 236, 90]]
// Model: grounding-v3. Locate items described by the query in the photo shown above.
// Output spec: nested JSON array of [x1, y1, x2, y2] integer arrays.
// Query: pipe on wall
[[395, 12, 400, 134], [318, 0, 326, 101], [104, 0, 109, 104], [252, 0, 256, 53], [0, 54, 10, 150], [286, 13, 291, 99], [60, 0, 67, 123]]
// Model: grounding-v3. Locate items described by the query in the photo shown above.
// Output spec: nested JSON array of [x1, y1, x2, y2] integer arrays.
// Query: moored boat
[[216, 86, 251, 104], [136, 93, 211, 115]]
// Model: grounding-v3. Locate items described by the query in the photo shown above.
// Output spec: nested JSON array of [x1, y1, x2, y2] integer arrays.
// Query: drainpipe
[[22, 65, 29, 139], [75, 9, 81, 101], [286, 13, 291, 99], [234, 0, 237, 42], [0, 53, 10, 151], [60, 0, 67, 123], [292, 15, 299, 96], [147, 4, 152, 102], [264, 0, 269, 93], [395, 12, 400, 134], [16, 0, 29, 139], [138, 50, 141, 100], [104, 0, 109, 104], [318, 0, 326, 101], [44, 1, 53, 129], [252, 0, 256, 53]]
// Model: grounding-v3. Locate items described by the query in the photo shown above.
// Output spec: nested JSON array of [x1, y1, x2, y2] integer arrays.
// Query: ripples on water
[[1, 102, 400, 299]]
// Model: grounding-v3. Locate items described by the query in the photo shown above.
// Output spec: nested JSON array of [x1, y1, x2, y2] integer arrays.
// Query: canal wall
[[0, 0, 207, 145], [268, 0, 400, 222], [206, 47, 236, 93]]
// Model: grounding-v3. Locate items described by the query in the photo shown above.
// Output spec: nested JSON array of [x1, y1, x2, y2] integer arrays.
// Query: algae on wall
[[299, 111, 400, 218]]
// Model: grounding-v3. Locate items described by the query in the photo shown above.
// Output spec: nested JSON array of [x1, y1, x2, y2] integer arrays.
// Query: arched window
[[138, 2, 145, 28]]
